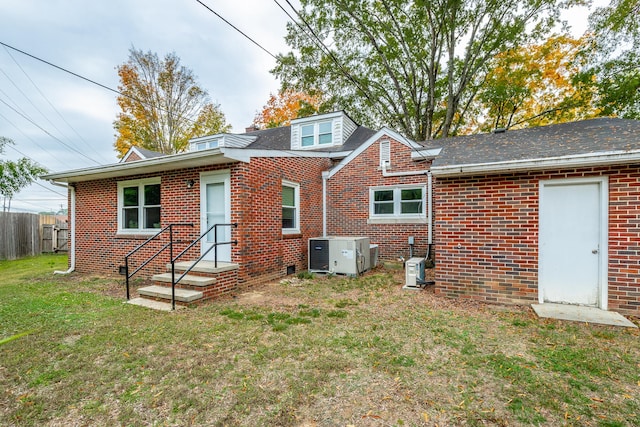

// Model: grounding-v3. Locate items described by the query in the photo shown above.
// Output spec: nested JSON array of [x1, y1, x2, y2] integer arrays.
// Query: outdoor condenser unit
[[404, 257, 426, 289], [309, 236, 370, 276]]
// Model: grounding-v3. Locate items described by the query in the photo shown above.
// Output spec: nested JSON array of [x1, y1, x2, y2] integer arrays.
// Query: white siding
[[341, 114, 357, 144], [291, 124, 301, 149]]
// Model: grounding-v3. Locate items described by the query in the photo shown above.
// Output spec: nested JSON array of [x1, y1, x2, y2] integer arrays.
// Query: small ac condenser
[[404, 257, 426, 289]]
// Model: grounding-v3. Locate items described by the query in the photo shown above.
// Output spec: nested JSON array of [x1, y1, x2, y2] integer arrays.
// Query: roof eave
[[44, 148, 236, 183], [430, 150, 640, 177]]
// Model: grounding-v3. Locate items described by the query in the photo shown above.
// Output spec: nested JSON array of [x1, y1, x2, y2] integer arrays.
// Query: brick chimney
[[245, 125, 260, 133]]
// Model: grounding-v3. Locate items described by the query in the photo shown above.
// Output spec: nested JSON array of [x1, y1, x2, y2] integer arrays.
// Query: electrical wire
[[0, 109, 69, 166], [2, 45, 112, 163], [194, 0, 278, 60], [0, 96, 102, 165], [272, 0, 387, 119]]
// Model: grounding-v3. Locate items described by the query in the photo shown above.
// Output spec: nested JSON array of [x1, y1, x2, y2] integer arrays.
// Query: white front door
[[200, 171, 231, 262], [539, 177, 608, 307]]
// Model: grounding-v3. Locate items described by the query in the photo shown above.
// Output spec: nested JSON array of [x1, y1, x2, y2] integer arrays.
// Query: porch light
[[186, 179, 195, 188]]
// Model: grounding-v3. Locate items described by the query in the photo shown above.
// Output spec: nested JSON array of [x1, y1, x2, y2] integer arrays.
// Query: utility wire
[[0, 41, 201, 134], [0, 97, 102, 165], [0, 108, 68, 166], [2, 45, 112, 163], [195, 0, 278, 60], [273, 0, 388, 121]]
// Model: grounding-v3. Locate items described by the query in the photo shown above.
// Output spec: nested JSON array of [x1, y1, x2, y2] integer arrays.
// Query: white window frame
[[300, 121, 333, 148], [117, 177, 161, 234], [194, 138, 220, 151], [282, 180, 300, 234], [368, 184, 427, 224]]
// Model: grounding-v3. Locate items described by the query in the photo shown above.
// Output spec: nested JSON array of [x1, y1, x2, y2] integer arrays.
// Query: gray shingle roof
[[244, 124, 376, 151], [134, 147, 165, 159], [431, 118, 640, 167]]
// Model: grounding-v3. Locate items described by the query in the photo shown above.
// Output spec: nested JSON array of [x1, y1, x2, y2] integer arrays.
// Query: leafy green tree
[[0, 137, 47, 212], [579, 0, 640, 118], [114, 48, 231, 157], [273, 0, 579, 140]]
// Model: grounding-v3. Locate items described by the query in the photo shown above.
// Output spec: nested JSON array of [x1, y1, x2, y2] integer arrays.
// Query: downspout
[[381, 164, 433, 251], [50, 181, 75, 274], [322, 171, 329, 237]]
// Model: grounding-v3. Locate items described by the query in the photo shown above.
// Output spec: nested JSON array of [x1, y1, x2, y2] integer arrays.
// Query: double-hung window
[[118, 178, 161, 233], [370, 185, 426, 222], [282, 181, 300, 233], [300, 121, 333, 147]]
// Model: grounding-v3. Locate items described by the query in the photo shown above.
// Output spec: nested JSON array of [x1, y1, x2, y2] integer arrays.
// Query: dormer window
[[196, 139, 220, 151], [301, 121, 333, 147], [290, 111, 357, 150]]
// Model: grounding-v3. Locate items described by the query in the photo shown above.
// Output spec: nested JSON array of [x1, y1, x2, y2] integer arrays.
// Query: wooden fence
[[0, 213, 69, 260]]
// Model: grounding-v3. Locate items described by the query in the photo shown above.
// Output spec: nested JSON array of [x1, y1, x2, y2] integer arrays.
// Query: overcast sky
[[0, 0, 604, 214]]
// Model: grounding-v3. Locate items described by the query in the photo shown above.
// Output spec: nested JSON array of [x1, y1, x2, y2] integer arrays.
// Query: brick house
[[430, 118, 640, 316], [44, 111, 436, 306]]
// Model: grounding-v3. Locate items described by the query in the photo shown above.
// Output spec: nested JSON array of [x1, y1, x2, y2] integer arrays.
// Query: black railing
[[122, 222, 238, 311], [122, 223, 193, 301], [170, 223, 238, 310]]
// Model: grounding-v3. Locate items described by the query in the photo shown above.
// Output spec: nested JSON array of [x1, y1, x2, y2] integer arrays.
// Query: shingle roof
[[431, 118, 640, 167], [134, 147, 165, 159], [244, 124, 376, 151]]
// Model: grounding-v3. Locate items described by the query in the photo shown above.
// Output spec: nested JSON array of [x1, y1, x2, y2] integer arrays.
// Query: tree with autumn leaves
[[253, 89, 323, 129], [463, 35, 600, 133], [113, 48, 230, 158]]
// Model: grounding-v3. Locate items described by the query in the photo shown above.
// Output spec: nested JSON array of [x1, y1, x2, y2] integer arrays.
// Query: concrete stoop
[[132, 260, 239, 310], [532, 303, 637, 328]]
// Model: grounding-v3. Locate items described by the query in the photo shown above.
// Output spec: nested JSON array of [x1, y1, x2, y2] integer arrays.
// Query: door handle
[[592, 249, 598, 254]]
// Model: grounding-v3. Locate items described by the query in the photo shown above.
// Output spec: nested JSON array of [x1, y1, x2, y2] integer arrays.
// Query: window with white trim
[[282, 181, 300, 233], [194, 139, 220, 151], [300, 121, 332, 147], [118, 178, 161, 233], [370, 185, 425, 218]]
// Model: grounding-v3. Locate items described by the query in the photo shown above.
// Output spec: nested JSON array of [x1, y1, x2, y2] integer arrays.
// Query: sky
[[0, 0, 606, 214]]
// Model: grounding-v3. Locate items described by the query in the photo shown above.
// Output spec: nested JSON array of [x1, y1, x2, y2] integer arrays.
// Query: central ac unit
[[309, 236, 370, 276]]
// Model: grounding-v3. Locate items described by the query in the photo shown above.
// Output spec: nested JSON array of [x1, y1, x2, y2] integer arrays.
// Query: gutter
[[431, 149, 640, 177], [380, 165, 433, 246], [49, 181, 75, 274]]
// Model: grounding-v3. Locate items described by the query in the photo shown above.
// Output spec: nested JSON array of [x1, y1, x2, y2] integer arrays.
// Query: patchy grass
[[1, 255, 639, 426]]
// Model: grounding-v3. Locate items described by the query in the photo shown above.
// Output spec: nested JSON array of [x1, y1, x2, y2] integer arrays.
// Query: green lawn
[[1, 254, 638, 426]]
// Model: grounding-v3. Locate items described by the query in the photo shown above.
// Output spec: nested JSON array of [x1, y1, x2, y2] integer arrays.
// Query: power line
[[0, 40, 201, 136], [0, 96, 102, 165], [0, 109, 68, 166], [0, 41, 121, 96], [195, 0, 278, 60], [272, 0, 386, 119], [2, 45, 112, 164]]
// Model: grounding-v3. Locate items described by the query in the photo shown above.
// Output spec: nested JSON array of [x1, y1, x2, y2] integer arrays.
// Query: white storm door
[[539, 177, 607, 307], [200, 171, 231, 262]]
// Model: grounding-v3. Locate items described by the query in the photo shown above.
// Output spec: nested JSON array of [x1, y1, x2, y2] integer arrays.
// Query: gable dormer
[[290, 111, 357, 150], [189, 133, 257, 151]]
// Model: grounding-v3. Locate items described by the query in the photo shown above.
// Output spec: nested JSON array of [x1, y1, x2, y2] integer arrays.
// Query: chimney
[[245, 125, 259, 133]]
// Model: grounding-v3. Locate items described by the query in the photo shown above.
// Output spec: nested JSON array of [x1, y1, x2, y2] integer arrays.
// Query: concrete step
[[126, 297, 185, 311], [168, 260, 239, 274], [138, 285, 203, 303], [152, 272, 216, 287]]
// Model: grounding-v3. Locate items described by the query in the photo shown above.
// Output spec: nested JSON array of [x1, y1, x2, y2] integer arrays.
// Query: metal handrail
[[169, 223, 238, 310], [123, 223, 193, 300]]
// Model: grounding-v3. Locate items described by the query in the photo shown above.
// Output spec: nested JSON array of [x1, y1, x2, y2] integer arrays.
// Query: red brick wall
[[326, 137, 432, 261], [231, 157, 331, 288], [73, 157, 330, 289], [435, 165, 640, 316]]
